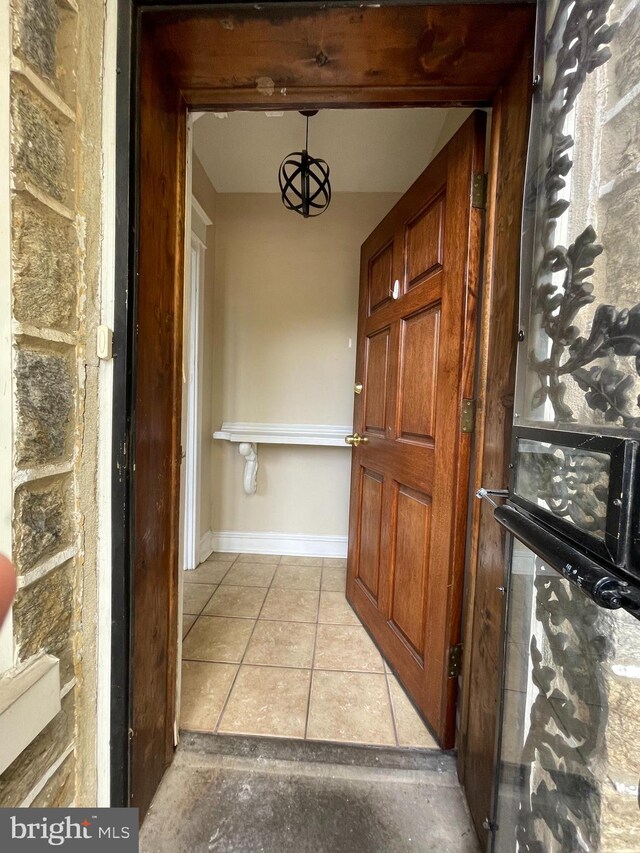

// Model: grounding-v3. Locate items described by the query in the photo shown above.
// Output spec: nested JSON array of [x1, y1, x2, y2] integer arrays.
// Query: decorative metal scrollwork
[[515, 574, 611, 852], [529, 0, 640, 429]]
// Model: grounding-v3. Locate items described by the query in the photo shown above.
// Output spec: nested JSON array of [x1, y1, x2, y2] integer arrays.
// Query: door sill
[[179, 730, 452, 773]]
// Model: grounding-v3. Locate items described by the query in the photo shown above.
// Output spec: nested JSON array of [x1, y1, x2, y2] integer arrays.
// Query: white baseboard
[[211, 531, 348, 559], [198, 530, 215, 564]]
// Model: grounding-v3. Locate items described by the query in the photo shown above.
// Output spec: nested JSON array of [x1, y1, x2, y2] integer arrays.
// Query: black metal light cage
[[278, 111, 331, 218]]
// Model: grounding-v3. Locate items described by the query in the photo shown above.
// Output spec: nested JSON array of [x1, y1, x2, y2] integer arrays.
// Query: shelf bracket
[[238, 442, 258, 495]]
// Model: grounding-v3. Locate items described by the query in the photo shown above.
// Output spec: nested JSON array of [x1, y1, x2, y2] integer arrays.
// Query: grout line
[[17, 546, 78, 589], [181, 615, 197, 643], [384, 670, 401, 748], [604, 79, 640, 124], [10, 57, 76, 121], [184, 661, 314, 672], [12, 179, 74, 220], [19, 743, 75, 807], [13, 460, 74, 487], [187, 612, 320, 625], [304, 602, 321, 739], [180, 556, 241, 730], [213, 557, 277, 734], [13, 321, 77, 345]]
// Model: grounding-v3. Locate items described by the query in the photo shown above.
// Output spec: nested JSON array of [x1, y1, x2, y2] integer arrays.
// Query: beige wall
[[210, 192, 399, 540], [191, 155, 217, 541]]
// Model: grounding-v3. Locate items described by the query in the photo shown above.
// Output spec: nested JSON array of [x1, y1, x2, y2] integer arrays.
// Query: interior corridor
[[181, 552, 437, 748]]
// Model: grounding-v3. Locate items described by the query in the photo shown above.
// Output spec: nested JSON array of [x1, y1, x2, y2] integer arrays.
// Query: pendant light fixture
[[278, 110, 332, 218]]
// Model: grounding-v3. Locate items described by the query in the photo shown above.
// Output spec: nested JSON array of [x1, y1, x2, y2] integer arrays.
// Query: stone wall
[[0, 0, 104, 806]]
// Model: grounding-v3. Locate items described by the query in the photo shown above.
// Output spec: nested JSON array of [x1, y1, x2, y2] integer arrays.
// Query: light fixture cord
[[305, 114, 309, 151]]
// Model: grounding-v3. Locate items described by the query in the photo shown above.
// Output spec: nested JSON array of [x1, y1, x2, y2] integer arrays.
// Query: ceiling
[[192, 108, 471, 194]]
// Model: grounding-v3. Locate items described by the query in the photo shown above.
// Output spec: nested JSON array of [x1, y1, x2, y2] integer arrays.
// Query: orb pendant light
[[279, 110, 332, 218]]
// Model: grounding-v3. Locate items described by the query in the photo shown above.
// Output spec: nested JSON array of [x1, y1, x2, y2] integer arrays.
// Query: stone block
[[11, 82, 69, 203], [30, 753, 75, 808], [601, 176, 640, 307], [12, 561, 76, 685], [0, 693, 74, 807], [12, 198, 77, 330], [12, 0, 58, 82], [15, 347, 74, 468], [612, 7, 640, 104], [14, 478, 73, 574], [600, 100, 640, 188], [600, 779, 640, 852]]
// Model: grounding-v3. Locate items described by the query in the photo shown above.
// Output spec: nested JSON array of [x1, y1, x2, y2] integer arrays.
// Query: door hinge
[[482, 817, 499, 833], [471, 172, 487, 209], [461, 398, 476, 433], [448, 643, 463, 678]]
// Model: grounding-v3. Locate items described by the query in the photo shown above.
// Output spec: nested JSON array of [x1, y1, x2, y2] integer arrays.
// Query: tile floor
[[180, 552, 438, 749]]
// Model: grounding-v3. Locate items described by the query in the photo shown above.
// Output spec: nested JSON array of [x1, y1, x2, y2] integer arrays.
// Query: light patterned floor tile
[[183, 583, 217, 615], [272, 565, 322, 590], [180, 661, 237, 732], [322, 558, 347, 569], [182, 614, 197, 639], [184, 562, 232, 585], [207, 552, 239, 562], [279, 555, 323, 566], [244, 620, 316, 668], [260, 588, 320, 622], [182, 616, 255, 663], [218, 665, 310, 738], [235, 553, 281, 564], [321, 567, 347, 592], [318, 591, 360, 625], [387, 673, 438, 749], [307, 670, 396, 745], [314, 624, 384, 672], [203, 585, 267, 618], [222, 563, 277, 588]]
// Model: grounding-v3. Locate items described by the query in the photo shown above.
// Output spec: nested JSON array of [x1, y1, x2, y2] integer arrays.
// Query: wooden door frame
[[111, 0, 535, 834]]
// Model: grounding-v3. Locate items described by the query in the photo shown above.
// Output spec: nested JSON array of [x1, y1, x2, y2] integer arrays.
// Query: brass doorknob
[[345, 432, 369, 447]]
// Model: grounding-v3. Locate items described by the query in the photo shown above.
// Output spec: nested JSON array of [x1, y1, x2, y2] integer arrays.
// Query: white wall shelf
[[213, 423, 352, 494], [213, 422, 352, 446]]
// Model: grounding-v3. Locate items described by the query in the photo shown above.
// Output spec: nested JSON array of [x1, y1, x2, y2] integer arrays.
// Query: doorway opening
[[179, 106, 479, 747], [120, 3, 536, 835]]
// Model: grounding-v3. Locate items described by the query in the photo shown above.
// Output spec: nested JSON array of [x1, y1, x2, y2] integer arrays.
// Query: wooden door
[[346, 112, 485, 749]]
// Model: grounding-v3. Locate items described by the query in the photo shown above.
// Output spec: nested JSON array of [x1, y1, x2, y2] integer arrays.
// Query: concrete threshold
[[141, 732, 479, 853]]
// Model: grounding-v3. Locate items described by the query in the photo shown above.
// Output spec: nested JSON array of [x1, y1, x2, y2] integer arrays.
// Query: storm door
[[490, 1, 640, 850]]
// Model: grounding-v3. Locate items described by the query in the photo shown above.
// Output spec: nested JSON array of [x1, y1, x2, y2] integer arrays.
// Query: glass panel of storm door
[[495, 0, 640, 849], [494, 540, 640, 852], [514, 438, 610, 539], [515, 0, 640, 436]]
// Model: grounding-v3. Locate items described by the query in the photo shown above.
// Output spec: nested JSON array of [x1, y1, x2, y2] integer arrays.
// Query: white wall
[[210, 192, 399, 544]]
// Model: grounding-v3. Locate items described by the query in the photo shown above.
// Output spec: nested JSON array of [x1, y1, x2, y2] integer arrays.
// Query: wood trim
[[145, 4, 535, 110], [129, 0, 536, 823], [456, 44, 534, 848], [131, 21, 187, 818], [441, 111, 485, 744]]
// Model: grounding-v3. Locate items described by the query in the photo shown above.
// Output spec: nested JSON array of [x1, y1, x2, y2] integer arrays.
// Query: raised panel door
[[347, 112, 485, 747]]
